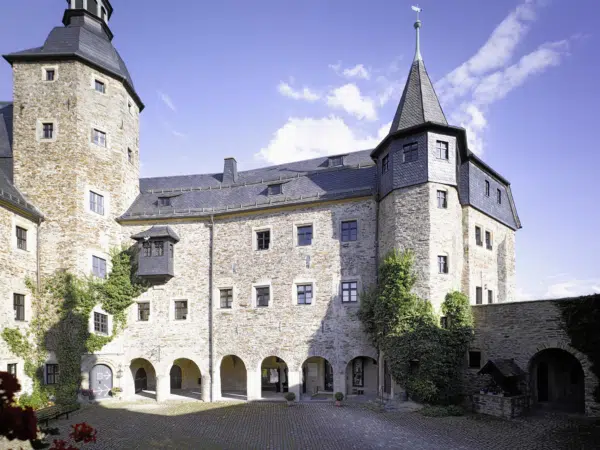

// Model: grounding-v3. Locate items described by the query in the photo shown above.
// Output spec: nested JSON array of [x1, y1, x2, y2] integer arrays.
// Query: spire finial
[[411, 5, 422, 62]]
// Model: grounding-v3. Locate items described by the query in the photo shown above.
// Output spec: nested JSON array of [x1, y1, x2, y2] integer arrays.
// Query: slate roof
[[0, 168, 42, 219], [478, 359, 525, 378], [3, 12, 143, 110], [131, 225, 180, 242], [0, 102, 13, 158], [121, 151, 376, 220], [389, 59, 447, 133]]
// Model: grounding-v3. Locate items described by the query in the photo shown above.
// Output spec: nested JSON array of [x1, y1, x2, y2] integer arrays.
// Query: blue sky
[[0, 0, 599, 300]]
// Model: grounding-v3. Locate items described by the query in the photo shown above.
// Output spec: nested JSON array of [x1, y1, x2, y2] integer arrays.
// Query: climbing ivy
[[557, 294, 600, 402], [1, 247, 146, 407], [358, 250, 473, 405]]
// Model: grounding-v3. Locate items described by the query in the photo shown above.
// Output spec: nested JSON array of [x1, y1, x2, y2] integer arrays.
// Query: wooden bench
[[36, 404, 79, 427]]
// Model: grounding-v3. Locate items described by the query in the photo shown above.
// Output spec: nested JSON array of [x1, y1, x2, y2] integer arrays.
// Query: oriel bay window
[[342, 281, 358, 303], [220, 289, 233, 309], [256, 287, 270, 307], [174, 300, 188, 320], [297, 284, 313, 305], [131, 226, 180, 281]]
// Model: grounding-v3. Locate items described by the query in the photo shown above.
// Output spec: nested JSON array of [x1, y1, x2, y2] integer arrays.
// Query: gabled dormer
[[131, 226, 180, 281]]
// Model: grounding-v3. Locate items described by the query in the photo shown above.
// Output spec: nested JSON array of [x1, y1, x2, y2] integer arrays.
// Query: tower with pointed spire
[[3, 0, 143, 276], [373, 9, 518, 308]]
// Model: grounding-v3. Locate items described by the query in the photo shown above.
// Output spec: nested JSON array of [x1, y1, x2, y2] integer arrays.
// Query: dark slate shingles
[[0, 169, 42, 218], [0, 102, 13, 158]]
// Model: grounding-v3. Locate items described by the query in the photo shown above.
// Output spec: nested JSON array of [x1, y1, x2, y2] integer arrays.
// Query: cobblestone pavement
[[6, 401, 600, 450]]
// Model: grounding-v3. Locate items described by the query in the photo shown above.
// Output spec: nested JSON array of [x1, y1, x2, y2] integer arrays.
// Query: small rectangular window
[[46, 364, 59, 385], [297, 225, 313, 246], [476, 287, 483, 305], [42, 123, 54, 139], [437, 255, 448, 274], [16, 226, 27, 250], [94, 312, 108, 335], [92, 256, 107, 279], [256, 230, 270, 250], [220, 289, 233, 309], [382, 154, 389, 174], [158, 197, 171, 207], [485, 231, 493, 250], [341, 220, 358, 242], [475, 226, 482, 246], [436, 141, 449, 160], [297, 284, 313, 305], [154, 241, 164, 257], [256, 287, 270, 307], [13, 294, 25, 321], [45, 69, 55, 81], [138, 303, 150, 321], [440, 316, 448, 329], [169, 243, 174, 259], [89, 191, 105, 215], [403, 143, 418, 163], [488, 290, 494, 304], [485, 180, 490, 197], [268, 184, 282, 196], [142, 242, 152, 257], [174, 300, 188, 320], [128, 148, 133, 163], [341, 281, 358, 303], [437, 190, 447, 209], [92, 128, 106, 147], [329, 156, 343, 167], [469, 351, 481, 368], [497, 189, 502, 204], [7, 363, 17, 377], [95, 79, 106, 93]]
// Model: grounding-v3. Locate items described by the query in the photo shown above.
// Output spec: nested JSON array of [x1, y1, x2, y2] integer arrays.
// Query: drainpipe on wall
[[36, 217, 43, 290], [374, 160, 381, 399], [208, 215, 215, 402]]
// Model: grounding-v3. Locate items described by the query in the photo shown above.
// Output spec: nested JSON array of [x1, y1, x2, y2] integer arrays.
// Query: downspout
[[374, 161, 381, 401], [36, 217, 42, 290], [208, 215, 215, 402]]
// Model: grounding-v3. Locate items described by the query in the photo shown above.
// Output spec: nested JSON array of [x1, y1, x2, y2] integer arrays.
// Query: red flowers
[[69, 422, 97, 444], [0, 371, 38, 442]]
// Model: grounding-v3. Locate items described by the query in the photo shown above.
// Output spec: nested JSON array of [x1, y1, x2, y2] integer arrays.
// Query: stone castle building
[[2, 0, 554, 408]]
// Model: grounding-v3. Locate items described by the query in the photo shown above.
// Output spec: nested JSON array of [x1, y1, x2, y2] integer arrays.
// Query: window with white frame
[[41, 122, 54, 140], [297, 284, 313, 305], [256, 230, 270, 251], [256, 286, 270, 307], [437, 255, 448, 274], [92, 256, 107, 279], [437, 190, 447, 209], [174, 300, 188, 320], [436, 140, 449, 160], [94, 79, 106, 93], [92, 128, 106, 147], [220, 288, 233, 309], [93, 311, 108, 335], [45, 69, 56, 81], [341, 281, 358, 303], [137, 302, 150, 321], [297, 225, 313, 246], [89, 191, 104, 215]]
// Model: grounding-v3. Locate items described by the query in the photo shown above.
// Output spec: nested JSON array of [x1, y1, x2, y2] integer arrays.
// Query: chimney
[[223, 157, 238, 184]]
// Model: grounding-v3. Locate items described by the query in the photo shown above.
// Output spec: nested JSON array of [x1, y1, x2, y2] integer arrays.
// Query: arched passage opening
[[130, 358, 157, 400], [301, 357, 333, 399], [260, 356, 288, 400], [529, 348, 585, 413], [89, 364, 113, 399], [220, 355, 247, 400], [169, 358, 202, 400], [346, 357, 377, 398]]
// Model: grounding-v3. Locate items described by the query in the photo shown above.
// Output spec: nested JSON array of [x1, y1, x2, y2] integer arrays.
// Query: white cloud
[[157, 90, 176, 112], [326, 84, 377, 121], [342, 64, 370, 80], [255, 116, 385, 165], [277, 82, 320, 102], [516, 276, 600, 301]]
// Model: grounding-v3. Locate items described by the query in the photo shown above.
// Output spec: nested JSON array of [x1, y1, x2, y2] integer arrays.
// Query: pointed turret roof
[[389, 16, 447, 133]]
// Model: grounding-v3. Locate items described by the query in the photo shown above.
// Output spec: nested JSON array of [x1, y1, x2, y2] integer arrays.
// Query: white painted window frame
[[12, 215, 36, 253], [36, 119, 58, 142], [91, 127, 108, 148], [170, 298, 190, 322], [292, 279, 317, 307], [252, 281, 272, 308], [135, 301, 152, 323], [252, 225, 273, 252], [216, 286, 235, 310], [88, 305, 112, 337], [41, 65, 58, 82]]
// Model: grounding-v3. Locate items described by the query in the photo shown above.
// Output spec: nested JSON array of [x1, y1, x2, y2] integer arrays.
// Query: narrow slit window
[[16, 226, 27, 250], [13, 294, 25, 321], [138, 303, 150, 321]]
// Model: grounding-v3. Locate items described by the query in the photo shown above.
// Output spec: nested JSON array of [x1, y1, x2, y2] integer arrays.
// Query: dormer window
[[382, 154, 389, 174], [158, 197, 171, 207], [329, 156, 344, 167], [268, 184, 282, 196]]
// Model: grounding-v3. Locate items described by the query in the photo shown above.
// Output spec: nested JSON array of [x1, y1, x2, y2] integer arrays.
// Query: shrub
[[283, 392, 295, 402], [420, 405, 464, 417], [334, 392, 344, 401]]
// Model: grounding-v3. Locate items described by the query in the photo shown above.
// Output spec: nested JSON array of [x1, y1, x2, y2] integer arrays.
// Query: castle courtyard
[[31, 401, 599, 450]]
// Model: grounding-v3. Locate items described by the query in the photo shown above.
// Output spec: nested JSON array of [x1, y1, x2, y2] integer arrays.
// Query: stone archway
[[130, 358, 157, 399], [346, 357, 377, 398], [529, 348, 585, 413], [301, 356, 334, 398], [220, 355, 247, 401], [169, 358, 202, 400], [260, 356, 288, 400]]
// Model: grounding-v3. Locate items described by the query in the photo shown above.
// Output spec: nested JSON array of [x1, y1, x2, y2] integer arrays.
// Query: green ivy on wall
[[1, 247, 146, 408], [557, 294, 600, 402], [358, 250, 473, 405]]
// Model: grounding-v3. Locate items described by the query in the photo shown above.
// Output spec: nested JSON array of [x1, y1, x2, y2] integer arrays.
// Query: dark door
[[135, 368, 147, 393], [537, 362, 549, 402], [324, 360, 334, 392], [90, 364, 113, 399], [302, 366, 307, 394], [170, 365, 182, 390]]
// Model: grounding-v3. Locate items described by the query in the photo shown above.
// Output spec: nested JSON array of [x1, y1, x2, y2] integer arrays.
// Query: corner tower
[[4, 0, 143, 275], [374, 12, 463, 309]]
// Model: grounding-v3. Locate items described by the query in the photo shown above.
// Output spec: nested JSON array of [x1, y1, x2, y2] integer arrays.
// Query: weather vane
[[411, 5, 423, 61], [411, 5, 422, 21]]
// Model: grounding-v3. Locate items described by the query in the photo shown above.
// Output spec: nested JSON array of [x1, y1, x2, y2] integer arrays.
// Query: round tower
[[4, 1, 142, 276]]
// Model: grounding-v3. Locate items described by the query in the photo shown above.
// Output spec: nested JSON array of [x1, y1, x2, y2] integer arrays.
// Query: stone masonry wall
[[468, 300, 599, 416], [0, 206, 38, 394]]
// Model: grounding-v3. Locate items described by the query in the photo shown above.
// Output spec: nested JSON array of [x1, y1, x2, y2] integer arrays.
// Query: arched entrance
[[220, 355, 247, 400], [89, 364, 113, 399], [130, 358, 157, 399], [301, 357, 333, 398], [260, 356, 288, 400], [346, 357, 377, 397], [169, 358, 202, 400], [529, 348, 585, 413]]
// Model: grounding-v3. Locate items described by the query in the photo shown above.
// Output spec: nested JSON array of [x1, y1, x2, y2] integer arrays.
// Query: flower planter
[[335, 400, 341, 407]]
